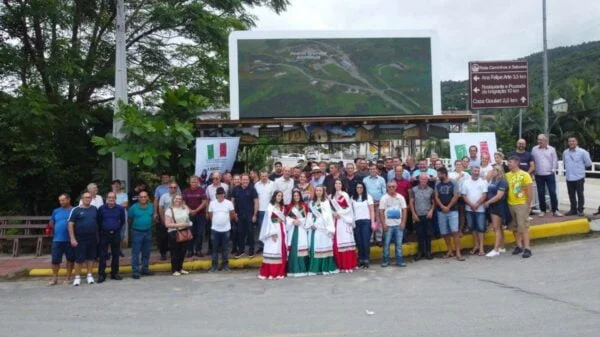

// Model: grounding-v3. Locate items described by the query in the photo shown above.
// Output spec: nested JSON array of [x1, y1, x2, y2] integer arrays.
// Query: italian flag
[[207, 142, 227, 160]]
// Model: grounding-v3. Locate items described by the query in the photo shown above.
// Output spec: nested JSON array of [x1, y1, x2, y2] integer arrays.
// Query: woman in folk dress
[[305, 185, 338, 276], [330, 179, 358, 272], [258, 191, 287, 280], [285, 190, 310, 277]]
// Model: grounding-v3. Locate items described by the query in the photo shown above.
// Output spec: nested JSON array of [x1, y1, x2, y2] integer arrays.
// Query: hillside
[[441, 40, 600, 110]]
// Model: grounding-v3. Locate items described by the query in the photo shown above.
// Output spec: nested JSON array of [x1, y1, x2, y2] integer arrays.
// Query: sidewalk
[[0, 214, 590, 279]]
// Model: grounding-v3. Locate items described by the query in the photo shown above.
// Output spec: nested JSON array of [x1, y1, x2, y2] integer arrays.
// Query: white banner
[[195, 137, 240, 176], [448, 132, 497, 166]]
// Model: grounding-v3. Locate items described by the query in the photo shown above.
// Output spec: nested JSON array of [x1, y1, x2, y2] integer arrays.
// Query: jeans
[[131, 230, 152, 275], [566, 178, 585, 213], [187, 214, 206, 254], [169, 232, 187, 273], [382, 226, 404, 264], [236, 214, 255, 255], [415, 215, 433, 255], [354, 219, 372, 263], [466, 211, 486, 233], [98, 230, 121, 276], [535, 174, 558, 213], [156, 222, 169, 256], [256, 211, 265, 250], [211, 230, 229, 269]]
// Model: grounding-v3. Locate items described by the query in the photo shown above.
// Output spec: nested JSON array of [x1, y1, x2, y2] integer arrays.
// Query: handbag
[[171, 208, 193, 243]]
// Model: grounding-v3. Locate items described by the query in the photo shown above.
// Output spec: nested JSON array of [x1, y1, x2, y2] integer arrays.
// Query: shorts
[[51, 242, 75, 265], [466, 211, 486, 233], [508, 204, 530, 233], [74, 237, 98, 263], [437, 210, 459, 235]]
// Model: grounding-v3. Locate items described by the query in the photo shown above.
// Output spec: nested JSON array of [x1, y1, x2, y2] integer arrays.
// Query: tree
[[0, 0, 290, 214], [92, 86, 207, 185]]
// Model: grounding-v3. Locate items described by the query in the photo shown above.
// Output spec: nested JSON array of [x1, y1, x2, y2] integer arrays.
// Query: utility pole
[[113, 0, 128, 189], [542, 0, 549, 138]]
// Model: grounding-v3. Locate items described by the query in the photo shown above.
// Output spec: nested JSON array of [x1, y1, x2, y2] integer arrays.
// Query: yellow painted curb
[[27, 218, 590, 277]]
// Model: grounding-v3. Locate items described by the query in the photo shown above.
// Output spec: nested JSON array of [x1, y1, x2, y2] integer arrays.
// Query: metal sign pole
[[113, 0, 128, 190]]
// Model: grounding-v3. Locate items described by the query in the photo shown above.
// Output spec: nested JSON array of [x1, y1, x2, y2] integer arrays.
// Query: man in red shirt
[[182, 176, 208, 257], [394, 165, 413, 240]]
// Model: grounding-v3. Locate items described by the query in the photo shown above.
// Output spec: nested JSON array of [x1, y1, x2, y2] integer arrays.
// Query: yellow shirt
[[505, 170, 532, 206]]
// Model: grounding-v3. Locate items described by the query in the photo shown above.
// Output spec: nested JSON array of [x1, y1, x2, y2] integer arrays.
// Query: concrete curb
[[28, 218, 590, 277]]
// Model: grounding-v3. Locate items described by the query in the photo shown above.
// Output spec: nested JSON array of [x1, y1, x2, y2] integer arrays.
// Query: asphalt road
[[1, 237, 599, 337]]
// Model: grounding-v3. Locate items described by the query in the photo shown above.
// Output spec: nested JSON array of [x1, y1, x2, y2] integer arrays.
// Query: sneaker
[[577, 211, 585, 217], [499, 248, 506, 254], [180, 270, 189, 275], [486, 249, 500, 257], [141, 271, 154, 276], [234, 252, 246, 259], [564, 210, 577, 216], [73, 277, 81, 286], [396, 262, 407, 268], [222, 266, 232, 272], [86, 274, 95, 284], [537, 212, 546, 217], [110, 274, 123, 280], [97, 274, 106, 283], [512, 246, 524, 255], [381, 262, 389, 268], [553, 211, 564, 217], [172, 271, 181, 276], [132, 273, 141, 279], [208, 267, 217, 273], [248, 253, 255, 258], [522, 249, 532, 258]]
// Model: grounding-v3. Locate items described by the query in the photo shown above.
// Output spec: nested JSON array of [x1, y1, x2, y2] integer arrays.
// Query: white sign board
[[195, 137, 240, 176], [448, 132, 497, 166]]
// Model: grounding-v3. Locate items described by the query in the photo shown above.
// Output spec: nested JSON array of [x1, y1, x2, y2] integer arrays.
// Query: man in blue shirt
[[563, 136, 593, 216], [49, 193, 74, 286], [231, 174, 258, 258], [129, 191, 155, 279], [363, 165, 386, 245], [97, 192, 126, 283], [411, 159, 438, 188], [68, 192, 99, 286]]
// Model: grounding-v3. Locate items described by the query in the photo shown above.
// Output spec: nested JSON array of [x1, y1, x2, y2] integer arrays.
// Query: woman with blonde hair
[[493, 152, 509, 173], [484, 166, 509, 257], [305, 185, 338, 275], [164, 194, 193, 275]]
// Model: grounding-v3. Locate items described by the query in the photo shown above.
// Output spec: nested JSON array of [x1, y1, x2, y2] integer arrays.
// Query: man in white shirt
[[462, 166, 488, 256], [379, 180, 408, 268], [254, 171, 274, 253], [274, 167, 294, 206], [531, 133, 562, 217], [206, 172, 229, 202], [207, 187, 236, 272]]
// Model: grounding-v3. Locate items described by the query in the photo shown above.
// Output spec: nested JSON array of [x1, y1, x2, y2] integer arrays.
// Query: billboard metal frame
[[228, 30, 441, 120]]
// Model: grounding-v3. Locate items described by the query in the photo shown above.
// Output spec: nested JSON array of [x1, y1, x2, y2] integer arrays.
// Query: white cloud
[[249, 0, 600, 80]]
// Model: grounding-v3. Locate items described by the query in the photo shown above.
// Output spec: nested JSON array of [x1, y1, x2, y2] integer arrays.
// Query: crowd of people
[[47, 135, 593, 285]]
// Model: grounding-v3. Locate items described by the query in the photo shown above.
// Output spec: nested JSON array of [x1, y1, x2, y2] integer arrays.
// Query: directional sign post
[[469, 61, 529, 110]]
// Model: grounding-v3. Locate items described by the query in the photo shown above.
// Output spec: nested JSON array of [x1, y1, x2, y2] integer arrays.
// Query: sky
[[248, 0, 600, 81]]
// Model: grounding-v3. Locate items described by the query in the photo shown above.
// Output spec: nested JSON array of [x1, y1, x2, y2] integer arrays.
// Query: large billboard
[[229, 31, 440, 120]]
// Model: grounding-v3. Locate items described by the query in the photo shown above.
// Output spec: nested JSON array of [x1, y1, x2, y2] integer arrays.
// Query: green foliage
[[92, 87, 207, 184], [419, 137, 450, 159], [238, 137, 275, 172], [445, 41, 600, 158], [0, 0, 289, 214]]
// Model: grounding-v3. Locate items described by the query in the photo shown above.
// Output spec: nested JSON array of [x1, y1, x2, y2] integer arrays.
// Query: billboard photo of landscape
[[236, 37, 434, 118]]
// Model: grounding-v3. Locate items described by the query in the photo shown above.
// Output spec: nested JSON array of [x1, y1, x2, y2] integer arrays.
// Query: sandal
[[456, 256, 466, 261], [478, 251, 485, 256], [443, 252, 454, 259], [471, 248, 479, 255]]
